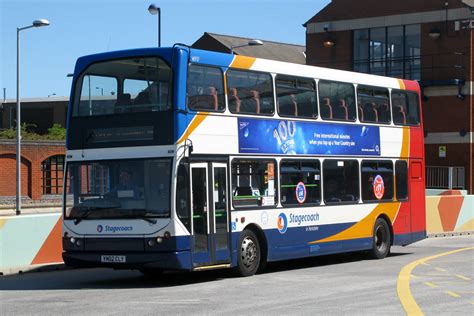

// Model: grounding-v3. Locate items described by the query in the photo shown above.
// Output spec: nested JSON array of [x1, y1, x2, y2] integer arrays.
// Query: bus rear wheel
[[369, 218, 391, 259], [235, 230, 261, 277]]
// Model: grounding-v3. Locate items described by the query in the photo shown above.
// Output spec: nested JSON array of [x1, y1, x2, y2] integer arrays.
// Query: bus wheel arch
[[235, 224, 268, 276], [369, 215, 392, 259]]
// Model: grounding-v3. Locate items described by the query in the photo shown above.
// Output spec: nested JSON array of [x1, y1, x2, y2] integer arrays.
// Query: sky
[[0, 0, 330, 99]]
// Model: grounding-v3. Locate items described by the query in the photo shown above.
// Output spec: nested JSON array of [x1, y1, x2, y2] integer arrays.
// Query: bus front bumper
[[62, 250, 192, 270]]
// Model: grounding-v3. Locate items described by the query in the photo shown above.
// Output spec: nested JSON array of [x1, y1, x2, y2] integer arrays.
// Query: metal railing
[[426, 166, 465, 190]]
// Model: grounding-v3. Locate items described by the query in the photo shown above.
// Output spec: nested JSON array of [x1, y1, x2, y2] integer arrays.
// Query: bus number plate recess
[[101, 255, 126, 263]]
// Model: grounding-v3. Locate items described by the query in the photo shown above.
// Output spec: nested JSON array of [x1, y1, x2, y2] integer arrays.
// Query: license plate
[[101, 255, 126, 263]]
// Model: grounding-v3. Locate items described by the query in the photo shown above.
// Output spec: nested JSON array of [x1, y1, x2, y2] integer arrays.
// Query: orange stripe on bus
[[177, 112, 209, 144], [397, 79, 406, 90], [400, 127, 410, 158], [230, 56, 256, 69], [308, 202, 400, 244]]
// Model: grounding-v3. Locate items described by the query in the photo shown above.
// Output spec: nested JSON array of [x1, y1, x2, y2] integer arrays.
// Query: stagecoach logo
[[373, 175, 385, 200], [295, 182, 307, 204], [97, 225, 103, 233], [277, 213, 288, 234]]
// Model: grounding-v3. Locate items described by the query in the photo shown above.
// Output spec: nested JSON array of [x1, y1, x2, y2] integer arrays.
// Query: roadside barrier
[[0, 213, 62, 275]]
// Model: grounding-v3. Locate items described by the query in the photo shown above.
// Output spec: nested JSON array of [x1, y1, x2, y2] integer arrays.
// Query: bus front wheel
[[369, 218, 391, 259], [235, 230, 261, 277]]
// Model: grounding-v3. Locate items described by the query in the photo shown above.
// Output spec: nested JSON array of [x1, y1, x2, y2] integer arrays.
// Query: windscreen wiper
[[73, 209, 93, 225]]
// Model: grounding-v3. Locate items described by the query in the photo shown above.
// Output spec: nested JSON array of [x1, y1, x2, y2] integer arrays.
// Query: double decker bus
[[62, 46, 426, 276]]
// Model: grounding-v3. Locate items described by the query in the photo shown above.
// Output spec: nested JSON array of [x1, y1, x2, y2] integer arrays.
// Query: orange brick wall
[[0, 140, 65, 199]]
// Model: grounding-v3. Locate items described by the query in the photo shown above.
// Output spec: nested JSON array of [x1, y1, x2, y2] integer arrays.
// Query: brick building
[[304, 0, 473, 193], [0, 97, 67, 202]]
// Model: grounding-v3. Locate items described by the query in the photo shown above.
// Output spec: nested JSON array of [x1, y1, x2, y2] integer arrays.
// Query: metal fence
[[426, 166, 465, 190]]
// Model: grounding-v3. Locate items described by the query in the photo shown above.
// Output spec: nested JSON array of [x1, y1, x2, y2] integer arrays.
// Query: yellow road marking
[[445, 291, 461, 298], [411, 274, 419, 279], [420, 262, 430, 266], [455, 274, 471, 281], [424, 282, 438, 288], [397, 246, 474, 315], [435, 267, 447, 272]]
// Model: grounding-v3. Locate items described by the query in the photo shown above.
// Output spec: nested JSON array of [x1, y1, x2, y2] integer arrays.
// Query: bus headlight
[[69, 237, 76, 244], [156, 237, 163, 244]]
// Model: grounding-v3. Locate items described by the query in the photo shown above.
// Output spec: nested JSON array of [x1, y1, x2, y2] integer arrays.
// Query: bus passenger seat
[[207, 86, 218, 111], [229, 88, 241, 112], [371, 102, 379, 122], [290, 94, 298, 116], [394, 105, 407, 124], [339, 99, 348, 120], [358, 102, 364, 121], [250, 90, 261, 114], [117, 93, 131, 106], [321, 97, 333, 119]]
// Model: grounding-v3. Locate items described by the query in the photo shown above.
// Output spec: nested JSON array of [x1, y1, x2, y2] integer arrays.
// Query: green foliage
[[0, 123, 66, 141]]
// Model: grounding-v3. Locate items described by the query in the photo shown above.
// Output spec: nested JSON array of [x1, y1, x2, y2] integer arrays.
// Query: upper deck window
[[357, 85, 391, 124], [391, 90, 420, 126], [226, 69, 274, 115], [187, 64, 225, 112], [276, 75, 318, 119], [73, 57, 172, 117], [318, 80, 356, 121]]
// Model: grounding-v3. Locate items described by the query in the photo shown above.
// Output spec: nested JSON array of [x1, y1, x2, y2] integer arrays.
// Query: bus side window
[[323, 160, 359, 204], [357, 86, 390, 124], [361, 160, 394, 202], [392, 90, 420, 126], [227, 69, 274, 115], [395, 160, 408, 201], [176, 163, 191, 231], [319, 80, 356, 121], [276, 75, 318, 119], [187, 64, 225, 112], [232, 159, 276, 208], [280, 160, 321, 207]]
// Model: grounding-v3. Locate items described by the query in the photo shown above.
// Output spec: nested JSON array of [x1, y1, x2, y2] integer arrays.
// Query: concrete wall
[[0, 213, 62, 275]]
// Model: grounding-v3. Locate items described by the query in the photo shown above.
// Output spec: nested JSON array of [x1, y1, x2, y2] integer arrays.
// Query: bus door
[[190, 162, 230, 266]]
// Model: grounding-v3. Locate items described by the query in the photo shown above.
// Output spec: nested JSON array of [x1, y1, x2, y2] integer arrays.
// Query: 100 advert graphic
[[238, 118, 381, 156]]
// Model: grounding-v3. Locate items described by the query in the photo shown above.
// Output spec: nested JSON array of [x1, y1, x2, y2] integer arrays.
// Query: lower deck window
[[280, 160, 321, 206], [232, 159, 276, 208], [323, 160, 359, 204], [361, 161, 394, 202]]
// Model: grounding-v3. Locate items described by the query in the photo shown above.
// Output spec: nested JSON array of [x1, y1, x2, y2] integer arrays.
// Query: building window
[[353, 24, 420, 80], [42, 155, 65, 195]]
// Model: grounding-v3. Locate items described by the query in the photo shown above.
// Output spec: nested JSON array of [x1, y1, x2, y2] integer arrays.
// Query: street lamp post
[[16, 19, 50, 215], [230, 39, 263, 54], [148, 4, 161, 47]]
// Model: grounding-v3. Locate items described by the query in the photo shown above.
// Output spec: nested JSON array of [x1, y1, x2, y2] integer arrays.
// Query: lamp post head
[[248, 39, 263, 46], [148, 4, 159, 15], [32, 19, 50, 27]]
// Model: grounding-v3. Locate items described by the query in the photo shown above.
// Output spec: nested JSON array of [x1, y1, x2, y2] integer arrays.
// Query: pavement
[[0, 235, 473, 315]]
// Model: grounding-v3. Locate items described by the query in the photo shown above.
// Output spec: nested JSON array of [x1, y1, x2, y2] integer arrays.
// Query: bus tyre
[[235, 230, 261, 277], [370, 218, 391, 259]]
